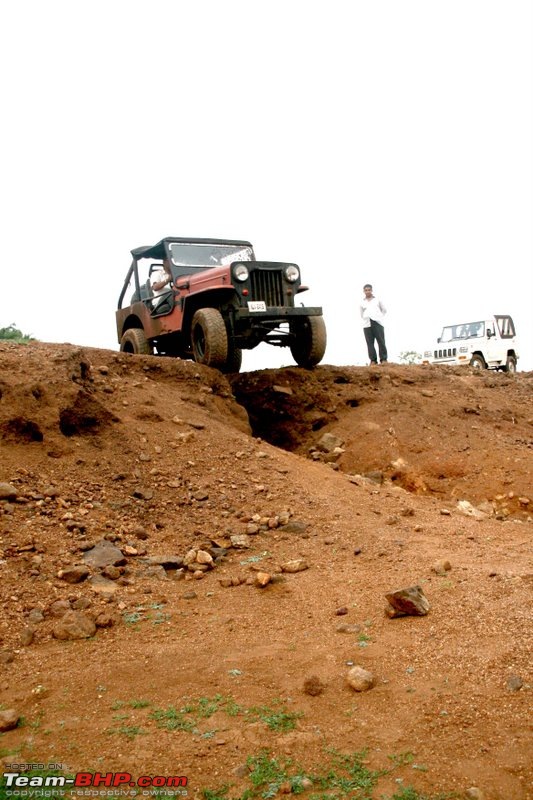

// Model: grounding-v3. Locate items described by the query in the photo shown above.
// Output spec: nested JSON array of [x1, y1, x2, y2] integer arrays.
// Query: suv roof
[[131, 237, 254, 261]]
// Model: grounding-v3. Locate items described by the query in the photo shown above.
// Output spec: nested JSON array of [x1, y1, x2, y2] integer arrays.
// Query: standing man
[[360, 283, 388, 365]]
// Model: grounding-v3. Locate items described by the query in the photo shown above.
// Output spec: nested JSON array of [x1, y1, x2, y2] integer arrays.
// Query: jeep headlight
[[424, 351, 432, 358], [285, 265, 299, 282], [459, 346, 469, 353], [233, 263, 249, 282]]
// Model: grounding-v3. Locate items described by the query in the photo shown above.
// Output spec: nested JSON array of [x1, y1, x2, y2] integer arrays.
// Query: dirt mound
[[0, 342, 531, 800]]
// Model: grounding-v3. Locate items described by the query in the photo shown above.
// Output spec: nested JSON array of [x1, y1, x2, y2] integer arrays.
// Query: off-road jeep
[[116, 237, 327, 372], [422, 315, 518, 372]]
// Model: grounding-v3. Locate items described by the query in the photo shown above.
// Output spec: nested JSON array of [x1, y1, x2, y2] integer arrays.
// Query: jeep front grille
[[250, 270, 284, 307], [434, 348, 457, 358]]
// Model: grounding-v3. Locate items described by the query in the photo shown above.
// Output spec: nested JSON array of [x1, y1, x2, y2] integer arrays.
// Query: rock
[[48, 599, 72, 617], [440, 509, 451, 516], [465, 788, 484, 800], [0, 650, 15, 665], [0, 709, 20, 732], [149, 555, 184, 570], [27, 609, 45, 624], [82, 540, 126, 568], [385, 585, 430, 616], [432, 559, 452, 575], [0, 483, 18, 501], [281, 559, 309, 573], [53, 611, 96, 640], [102, 565, 121, 580], [316, 432, 344, 453], [336, 623, 362, 634], [131, 526, 149, 540], [335, 607, 349, 616], [88, 575, 119, 595], [71, 596, 92, 610], [347, 666, 374, 692], [254, 572, 271, 588], [303, 675, 325, 696], [230, 534, 251, 549], [21, 627, 35, 646], [196, 550, 214, 566], [506, 674, 523, 691], [192, 490, 209, 501], [279, 520, 308, 535], [456, 500, 487, 519], [272, 384, 293, 396], [57, 565, 90, 584], [95, 613, 115, 628], [362, 470, 384, 484]]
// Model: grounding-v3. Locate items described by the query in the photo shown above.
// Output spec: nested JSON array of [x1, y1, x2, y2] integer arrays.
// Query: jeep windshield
[[168, 242, 254, 268], [440, 321, 485, 342]]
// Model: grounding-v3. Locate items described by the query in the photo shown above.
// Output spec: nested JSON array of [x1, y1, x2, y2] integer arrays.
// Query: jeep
[[116, 237, 327, 372], [422, 315, 518, 372]]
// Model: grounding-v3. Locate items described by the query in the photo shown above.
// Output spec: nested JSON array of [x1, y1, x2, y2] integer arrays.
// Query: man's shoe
[[369, 361, 378, 366], [380, 360, 388, 365]]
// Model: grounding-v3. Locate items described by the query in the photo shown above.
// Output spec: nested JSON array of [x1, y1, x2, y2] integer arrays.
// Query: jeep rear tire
[[290, 315, 327, 368], [191, 308, 228, 368], [120, 328, 152, 355], [504, 355, 517, 373], [469, 354, 486, 370], [222, 345, 242, 374]]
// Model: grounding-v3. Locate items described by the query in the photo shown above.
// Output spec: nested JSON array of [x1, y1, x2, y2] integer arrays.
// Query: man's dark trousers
[[364, 320, 387, 363]]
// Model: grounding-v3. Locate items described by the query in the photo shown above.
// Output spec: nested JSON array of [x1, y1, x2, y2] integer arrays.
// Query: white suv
[[422, 315, 518, 372]]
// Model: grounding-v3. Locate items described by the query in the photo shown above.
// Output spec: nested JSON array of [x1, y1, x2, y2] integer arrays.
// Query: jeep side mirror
[[487, 330, 493, 338], [437, 337, 441, 343]]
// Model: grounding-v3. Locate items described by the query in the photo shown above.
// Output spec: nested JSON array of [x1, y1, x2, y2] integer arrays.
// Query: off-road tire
[[191, 308, 228, 368], [120, 328, 152, 355], [504, 355, 517, 373], [222, 345, 242, 374], [290, 315, 327, 368], [469, 354, 486, 370]]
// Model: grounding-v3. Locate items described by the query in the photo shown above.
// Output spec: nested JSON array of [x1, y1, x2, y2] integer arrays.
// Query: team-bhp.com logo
[[2, 771, 188, 797]]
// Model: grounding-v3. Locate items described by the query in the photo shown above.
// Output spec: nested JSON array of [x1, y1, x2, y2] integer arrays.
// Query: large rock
[[385, 585, 430, 617], [82, 540, 126, 568], [53, 611, 96, 640], [0, 709, 20, 731], [0, 483, 18, 501], [347, 666, 374, 692], [316, 433, 344, 453], [57, 565, 90, 584]]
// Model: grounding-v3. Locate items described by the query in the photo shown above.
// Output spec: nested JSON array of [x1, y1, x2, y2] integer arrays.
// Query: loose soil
[[0, 341, 531, 800]]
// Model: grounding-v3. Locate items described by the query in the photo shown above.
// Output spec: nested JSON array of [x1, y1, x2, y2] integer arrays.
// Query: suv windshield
[[440, 321, 485, 342], [169, 243, 254, 268]]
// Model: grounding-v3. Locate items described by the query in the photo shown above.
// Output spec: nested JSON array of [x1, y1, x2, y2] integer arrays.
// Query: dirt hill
[[0, 341, 531, 800]]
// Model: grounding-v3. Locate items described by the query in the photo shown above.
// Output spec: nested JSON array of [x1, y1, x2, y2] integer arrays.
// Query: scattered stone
[[279, 521, 308, 535], [82, 540, 126, 568], [0, 483, 18, 501], [254, 572, 271, 588], [363, 470, 384, 484], [0, 709, 20, 732], [316, 432, 344, 453], [421, 389, 434, 397], [303, 675, 325, 696], [131, 526, 149, 540], [385, 585, 430, 617], [53, 611, 96, 640], [335, 607, 349, 616], [72, 596, 92, 610], [95, 613, 115, 628], [21, 627, 35, 646], [27, 609, 45, 624], [192, 490, 209, 501], [432, 559, 452, 575], [196, 550, 214, 566], [148, 555, 184, 570], [57, 565, 90, 584], [465, 789, 484, 800], [518, 496, 530, 506], [182, 591, 197, 600], [440, 509, 451, 516], [272, 384, 293, 396], [347, 666, 374, 692], [230, 534, 251, 549], [88, 575, 119, 595], [336, 623, 362, 634], [0, 650, 15, 665], [506, 675, 523, 692], [456, 500, 487, 519], [280, 559, 309, 573], [48, 599, 71, 617], [102, 565, 121, 580]]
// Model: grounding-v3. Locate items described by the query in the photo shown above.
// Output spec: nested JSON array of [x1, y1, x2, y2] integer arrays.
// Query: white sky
[[1, 0, 531, 370]]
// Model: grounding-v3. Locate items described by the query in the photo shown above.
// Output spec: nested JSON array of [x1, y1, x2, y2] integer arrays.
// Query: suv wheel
[[469, 354, 486, 370], [504, 355, 517, 373], [120, 328, 152, 355], [290, 315, 327, 368], [191, 308, 228, 368]]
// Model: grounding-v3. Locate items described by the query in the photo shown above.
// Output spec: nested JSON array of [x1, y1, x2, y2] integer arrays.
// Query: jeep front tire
[[290, 315, 327, 368], [191, 308, 228, 368], [120, 328, 152, 355]]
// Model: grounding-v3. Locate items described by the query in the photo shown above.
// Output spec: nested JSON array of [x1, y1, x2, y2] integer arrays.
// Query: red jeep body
[[116, 237, 326, 373]]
